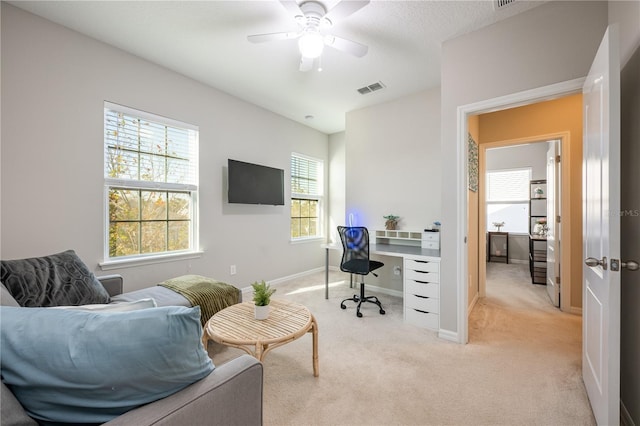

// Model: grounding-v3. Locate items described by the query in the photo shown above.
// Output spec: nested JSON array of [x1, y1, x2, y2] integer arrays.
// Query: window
[[290, 153, 323, 240], [486, 168, 531, 233], [104, 102, 198, 261]]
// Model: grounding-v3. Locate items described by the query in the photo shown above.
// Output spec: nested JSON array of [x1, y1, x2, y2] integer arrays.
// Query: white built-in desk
[[322, 237, 441, 331]]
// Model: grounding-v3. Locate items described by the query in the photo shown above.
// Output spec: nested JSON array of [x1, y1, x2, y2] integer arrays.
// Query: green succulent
[[251, 280, 276, 306]]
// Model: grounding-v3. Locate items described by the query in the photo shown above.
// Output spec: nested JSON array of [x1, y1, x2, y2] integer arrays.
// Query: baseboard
[[508, 259, 528, 265], [438, 329, 459, 343], [569, 306, 583, 316], [362, 284, 403, 298], [240, 267, 325, 294], [468, 292, 479, 314], [621, 399, 636, 426]]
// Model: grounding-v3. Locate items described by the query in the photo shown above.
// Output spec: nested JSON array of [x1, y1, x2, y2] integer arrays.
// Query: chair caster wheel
[[340, 304, 346, 310], [357, 312, 363, 318], [380, 309, 386, 315]]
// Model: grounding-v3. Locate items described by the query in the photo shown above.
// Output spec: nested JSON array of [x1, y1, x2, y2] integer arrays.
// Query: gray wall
[[440, 1, 609, 336], [614, 0, 640, 422], [0, 4, 329, 291]]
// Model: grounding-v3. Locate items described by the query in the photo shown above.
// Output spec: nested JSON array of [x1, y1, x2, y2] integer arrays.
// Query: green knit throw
[[158, 275, 239, 325]]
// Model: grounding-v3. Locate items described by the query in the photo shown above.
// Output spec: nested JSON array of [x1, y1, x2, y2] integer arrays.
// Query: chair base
[[340, 282, 385, 317]]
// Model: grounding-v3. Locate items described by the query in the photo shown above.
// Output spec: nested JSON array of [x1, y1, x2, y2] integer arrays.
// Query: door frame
[[477, 133, 571, 313], [456, 77, 585, 344]]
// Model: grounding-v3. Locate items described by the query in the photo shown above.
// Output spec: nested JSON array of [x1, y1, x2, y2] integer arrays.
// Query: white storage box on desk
[[403, 257, 440, 331], [421, 230, 440, 250]]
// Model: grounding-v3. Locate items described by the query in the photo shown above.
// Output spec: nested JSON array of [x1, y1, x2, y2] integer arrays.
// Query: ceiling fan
[[247, 0, 370, 72]]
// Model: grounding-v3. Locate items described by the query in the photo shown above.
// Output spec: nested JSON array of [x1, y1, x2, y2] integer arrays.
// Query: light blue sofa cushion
[[0, 305, 214, 424]]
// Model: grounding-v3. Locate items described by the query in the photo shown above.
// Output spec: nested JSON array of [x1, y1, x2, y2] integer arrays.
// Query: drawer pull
[[413, 294, 430, 300], [413, 279, 433, 284], [413, 308, 431, 314], [412, 270, 432, 275], [412, 260, 430, 264]]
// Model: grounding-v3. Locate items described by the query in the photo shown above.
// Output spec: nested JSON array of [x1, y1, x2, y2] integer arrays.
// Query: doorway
[[480, 139, 562, 311], [458, 79, 585, 344]]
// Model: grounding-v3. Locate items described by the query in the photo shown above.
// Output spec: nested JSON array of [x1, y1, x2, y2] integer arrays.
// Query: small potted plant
[[251, 280, 276, 320], [383, 214, 400, 230]]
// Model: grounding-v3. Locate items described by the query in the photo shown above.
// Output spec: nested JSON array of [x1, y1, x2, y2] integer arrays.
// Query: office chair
[[337, 226, 386, 318]]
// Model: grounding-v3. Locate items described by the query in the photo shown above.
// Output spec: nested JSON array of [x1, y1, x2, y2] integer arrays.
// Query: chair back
[[337, 226, 372, 275]]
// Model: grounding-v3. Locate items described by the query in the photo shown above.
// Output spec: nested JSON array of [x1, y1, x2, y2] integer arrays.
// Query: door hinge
[[556, 155, 561, 163], [556, 276, 560, 285], [557, 215, 561, 223]]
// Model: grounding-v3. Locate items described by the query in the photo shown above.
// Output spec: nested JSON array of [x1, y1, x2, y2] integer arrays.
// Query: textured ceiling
[[10, 0, 545, 134]]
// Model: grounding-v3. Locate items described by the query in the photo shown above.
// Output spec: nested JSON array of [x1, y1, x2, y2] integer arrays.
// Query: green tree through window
[[291, 154, 322, 240], [104, 103, 198, 259]]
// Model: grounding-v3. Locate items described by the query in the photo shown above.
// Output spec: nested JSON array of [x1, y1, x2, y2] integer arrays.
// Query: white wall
[[0, 4, 329, 291], [440, 1, 608, 336], [345, 87, 441, 231], [338, 87, 441, 293]]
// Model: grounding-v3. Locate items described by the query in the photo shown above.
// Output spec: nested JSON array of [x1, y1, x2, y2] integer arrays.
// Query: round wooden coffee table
[[203, 299, 319, 377]]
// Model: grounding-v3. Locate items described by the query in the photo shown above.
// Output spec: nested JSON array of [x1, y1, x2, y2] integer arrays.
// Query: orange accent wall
[[468, 115, 480, 308], [478, 93, 583, 309]]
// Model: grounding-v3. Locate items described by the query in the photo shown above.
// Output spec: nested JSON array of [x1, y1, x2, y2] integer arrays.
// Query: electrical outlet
[[230, 265, 236, 275], [393, 266, 402, 276]]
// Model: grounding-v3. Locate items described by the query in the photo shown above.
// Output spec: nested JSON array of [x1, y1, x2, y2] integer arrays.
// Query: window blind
[[291, 154, 322, 196], [104, 103, 198, 190], [487, 168, 531, 202]]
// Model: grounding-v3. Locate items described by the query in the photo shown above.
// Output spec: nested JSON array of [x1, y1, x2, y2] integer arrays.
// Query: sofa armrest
[[97, 275, 123, 297], [103, 355, 263, 426]]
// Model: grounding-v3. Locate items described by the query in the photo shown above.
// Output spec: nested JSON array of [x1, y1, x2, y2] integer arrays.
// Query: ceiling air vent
[[494, 0, 517, 10], [357, 81, 386, 95]]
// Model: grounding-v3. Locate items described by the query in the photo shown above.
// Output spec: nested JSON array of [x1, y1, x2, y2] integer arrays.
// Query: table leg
[[255, 342, 264, 361], [325, 247, 329, 300], [311, 315, 319, 377]]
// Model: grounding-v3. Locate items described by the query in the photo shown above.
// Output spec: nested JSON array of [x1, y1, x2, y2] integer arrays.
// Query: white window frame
[[290, 152, 324, 242], [100, 102, 201, 269], [486, 167, 531, 235]]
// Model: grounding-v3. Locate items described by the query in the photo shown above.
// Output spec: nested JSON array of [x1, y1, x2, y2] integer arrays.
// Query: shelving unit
[[373, 229, 440, 250], [529, 179, 547, 285]]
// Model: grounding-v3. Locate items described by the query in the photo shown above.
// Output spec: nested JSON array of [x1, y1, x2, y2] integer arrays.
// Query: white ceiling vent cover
[[494, 0, 517, 10], [357, 81, 386, 95]]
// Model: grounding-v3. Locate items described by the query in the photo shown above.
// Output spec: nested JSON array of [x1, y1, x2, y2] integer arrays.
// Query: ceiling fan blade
[[324, 35, 368, 57], [279, 0, 304, 19], [323, 0, 370, 24], [248, 31, 300, 44], [299, 56, 315, 72]]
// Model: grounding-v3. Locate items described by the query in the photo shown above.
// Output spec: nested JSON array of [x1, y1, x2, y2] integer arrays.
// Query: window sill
[[290, 236, 324, 244], [99, 251, 204, 271]]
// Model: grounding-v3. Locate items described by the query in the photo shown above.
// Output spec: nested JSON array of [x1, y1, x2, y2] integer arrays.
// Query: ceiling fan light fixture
[[298, 31, 324, 58]]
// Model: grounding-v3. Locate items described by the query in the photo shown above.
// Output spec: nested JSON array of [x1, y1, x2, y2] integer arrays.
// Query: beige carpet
[[208, 263, 595, 425]]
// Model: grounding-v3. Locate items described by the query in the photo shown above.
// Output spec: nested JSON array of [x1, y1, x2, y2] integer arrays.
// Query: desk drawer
[[405, 294, 439, 314], [405, 308, 439, 330], [405, 269, 440, 283], [405, 280, 439, 298], [405, 259, 439, 273], [422, 232, 440, 242], [421, 241, 439, 250]]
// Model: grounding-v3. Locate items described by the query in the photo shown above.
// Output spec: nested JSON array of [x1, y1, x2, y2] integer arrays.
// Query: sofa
[[0, 250, 263, 426]]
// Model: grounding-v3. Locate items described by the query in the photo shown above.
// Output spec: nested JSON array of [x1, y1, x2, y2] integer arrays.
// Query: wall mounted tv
[[227, 159, 285, 206]]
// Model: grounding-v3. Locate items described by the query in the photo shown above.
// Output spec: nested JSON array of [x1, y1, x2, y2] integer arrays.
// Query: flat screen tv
[[228, 159, 285, 206]]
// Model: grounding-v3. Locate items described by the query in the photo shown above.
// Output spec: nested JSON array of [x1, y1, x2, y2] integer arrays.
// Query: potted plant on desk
[[252, 280, 276, 320], [383, 214, 400, 230]]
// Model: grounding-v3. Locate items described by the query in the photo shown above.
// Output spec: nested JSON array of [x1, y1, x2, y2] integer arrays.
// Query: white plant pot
[[254, 304, 270, 320]]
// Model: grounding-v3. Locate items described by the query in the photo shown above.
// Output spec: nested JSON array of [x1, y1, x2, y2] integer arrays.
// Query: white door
[[546, 141, 560, 307], [582, 25, 621, 426]]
